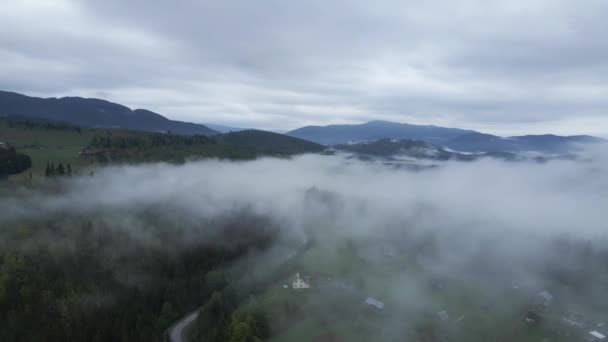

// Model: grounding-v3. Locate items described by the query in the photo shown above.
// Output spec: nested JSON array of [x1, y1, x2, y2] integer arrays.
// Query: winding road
[[168, 310, 199, 342], [167, 241, 312, 342]]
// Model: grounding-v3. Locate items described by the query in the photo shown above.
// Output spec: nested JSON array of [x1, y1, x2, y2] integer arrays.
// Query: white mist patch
[[2, 145, 608, 242], [2, 144, 608, 340]]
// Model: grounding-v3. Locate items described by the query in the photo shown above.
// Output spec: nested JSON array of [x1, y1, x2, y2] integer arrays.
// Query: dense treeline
[[191, 237, 312, 342], [88, 132, 215, 150], [0, 142, 32, 177], [215, 130, 325, 155], [84, 132, 262, 163], [193, 290, 270, 342], [0, 205, 279, 342], [3, 116, 83, 133], [44, 162, 72, 177], [1, 116, 323, 179], [84, 130, 324, 163]]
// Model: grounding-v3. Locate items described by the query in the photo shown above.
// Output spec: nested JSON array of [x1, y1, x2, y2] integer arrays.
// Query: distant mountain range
[[332, 138, 589, 168], [333, 138, 524, 162], [288, 120, 604, 153], [204, 123, 247, 133], [0, 90, 217, 135], [445, 132, 602, 153], [288, 120, 473, 146], [1, 90, 603, 154]]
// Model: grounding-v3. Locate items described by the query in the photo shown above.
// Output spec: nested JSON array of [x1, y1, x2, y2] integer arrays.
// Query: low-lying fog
[[2, 144, 608, 339], [4, 144, 607, 240]]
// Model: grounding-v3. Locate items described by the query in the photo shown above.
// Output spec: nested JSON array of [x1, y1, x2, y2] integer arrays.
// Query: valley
[[3, 1, 608, 341]]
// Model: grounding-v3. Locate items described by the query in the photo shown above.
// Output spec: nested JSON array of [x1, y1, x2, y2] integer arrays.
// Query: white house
[[588, 331, 606, 341], [364, 297, 384, 310], [562, 311, 585, 327], [292, 273, 310, 290]]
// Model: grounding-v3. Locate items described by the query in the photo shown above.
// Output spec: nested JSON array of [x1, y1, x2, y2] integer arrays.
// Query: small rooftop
[[364, 297, 384, 310]]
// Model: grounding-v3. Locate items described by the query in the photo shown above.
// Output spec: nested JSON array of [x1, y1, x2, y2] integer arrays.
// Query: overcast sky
[[1, 0, 607, 136]]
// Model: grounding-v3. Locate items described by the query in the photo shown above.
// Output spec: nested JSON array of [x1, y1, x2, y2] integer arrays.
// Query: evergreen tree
[[45, 162, 51, 177], [158, 301, 176, 332], [49, 162, 56, 177], [57, 163, 65, 176], [228, 322, 253, 342], [67, 164, 72, 177]]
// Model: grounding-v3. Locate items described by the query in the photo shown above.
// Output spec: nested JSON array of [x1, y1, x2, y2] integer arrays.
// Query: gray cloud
[[1, 0, 607, 136]]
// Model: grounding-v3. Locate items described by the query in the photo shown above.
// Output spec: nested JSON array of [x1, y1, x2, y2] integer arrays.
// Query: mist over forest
[[3, 1, 608, 340], [2, 144, 607, 341]]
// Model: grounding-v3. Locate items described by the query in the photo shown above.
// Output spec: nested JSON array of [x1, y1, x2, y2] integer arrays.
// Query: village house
[[524, 290, 555, 324], [587, 331, 606, 341], [364, 297, 384, 310], [525, 310, 541, 324], [562, 311, 585, 328], [292, 273, 311, 290]]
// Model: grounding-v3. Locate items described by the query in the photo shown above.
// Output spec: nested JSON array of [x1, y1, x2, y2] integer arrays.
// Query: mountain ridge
[[2, 90, 604, 153], [288, 120, 474, 145], [287, 120, 604, 153], [0, 90, 217, 135]]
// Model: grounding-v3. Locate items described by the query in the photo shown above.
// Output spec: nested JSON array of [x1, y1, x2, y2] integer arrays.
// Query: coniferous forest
[[0, 204, 278, 342]]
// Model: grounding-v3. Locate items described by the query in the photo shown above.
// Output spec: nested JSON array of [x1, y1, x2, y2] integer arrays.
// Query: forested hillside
[[0, 205, 279, 342], [0, 117, 324, 179], [0, 91, 216, 135], [0, 142, 31, 177]]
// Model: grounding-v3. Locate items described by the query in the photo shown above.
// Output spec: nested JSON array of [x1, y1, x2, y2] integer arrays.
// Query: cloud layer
[[3, 147, 608, 241], [2, 147, 608, 337], [1, 0, 608, 135]]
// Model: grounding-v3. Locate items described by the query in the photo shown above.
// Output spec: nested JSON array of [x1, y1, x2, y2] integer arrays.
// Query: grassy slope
[[245, 239, 577, 342], [0, 120, 97, 178], [0, 119, 325, 182]]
